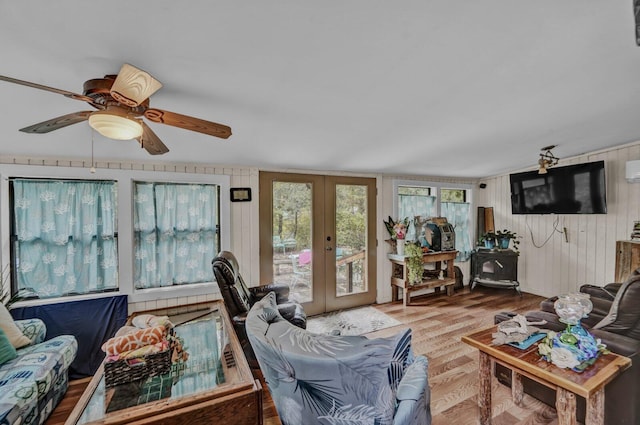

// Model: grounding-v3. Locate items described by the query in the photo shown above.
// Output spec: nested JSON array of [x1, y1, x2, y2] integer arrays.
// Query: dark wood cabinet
[[470, 249, 520, 295], [615, 240, 640, 283]]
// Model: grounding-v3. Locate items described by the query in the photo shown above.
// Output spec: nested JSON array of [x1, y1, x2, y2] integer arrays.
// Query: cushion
[[0, 328, 17, 365], [0, 303, 31, 348]]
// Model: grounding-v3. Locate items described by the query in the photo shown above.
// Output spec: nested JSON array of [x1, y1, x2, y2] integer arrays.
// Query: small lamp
[[88, 110, 143, 140]]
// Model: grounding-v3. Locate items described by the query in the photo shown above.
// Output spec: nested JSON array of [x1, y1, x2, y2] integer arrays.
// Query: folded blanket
[[105, 340, 169, 362], [102, 325, 167, 356], [131, 314, 173, 330]]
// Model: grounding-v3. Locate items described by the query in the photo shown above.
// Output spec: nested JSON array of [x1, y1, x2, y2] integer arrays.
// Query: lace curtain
[[398, 194, 472, 261], [441, 202, 472, 261], [398, 195, 437, 240], [133, 182, 218, 289], [12, 179, 118, 297]]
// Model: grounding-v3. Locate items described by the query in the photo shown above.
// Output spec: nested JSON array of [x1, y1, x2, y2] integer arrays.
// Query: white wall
[[0, 155, 480, 311], [476, 142, 640, 298]]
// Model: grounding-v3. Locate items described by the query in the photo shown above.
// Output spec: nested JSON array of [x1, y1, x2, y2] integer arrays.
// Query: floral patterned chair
[[246, 292, 431, 425]]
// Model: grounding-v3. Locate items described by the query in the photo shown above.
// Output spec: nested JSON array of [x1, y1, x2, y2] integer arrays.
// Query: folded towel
[[102, 325, 167, 355]]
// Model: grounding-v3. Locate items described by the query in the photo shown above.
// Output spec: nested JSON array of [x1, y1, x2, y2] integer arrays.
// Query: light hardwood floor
[[47, 287, 560, 425]]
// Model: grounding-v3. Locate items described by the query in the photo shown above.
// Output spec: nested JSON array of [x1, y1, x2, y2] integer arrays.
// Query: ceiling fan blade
[[19, 111, 92, 134], [144, 108, 232, 139], [110, 64, 162, 107], [0, 75, 94, 103], [136, 122, 169, 155]]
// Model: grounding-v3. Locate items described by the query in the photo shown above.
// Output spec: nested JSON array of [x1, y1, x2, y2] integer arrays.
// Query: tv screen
[[510, 160, 607, 214]]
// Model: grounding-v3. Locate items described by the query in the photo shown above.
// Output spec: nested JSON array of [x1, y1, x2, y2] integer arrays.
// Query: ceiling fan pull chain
[[90, 128, 96, 174]]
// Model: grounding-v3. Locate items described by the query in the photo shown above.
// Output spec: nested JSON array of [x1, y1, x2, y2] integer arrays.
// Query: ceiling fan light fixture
[[110, 63, 162, 107], [88, 111, 143, 140]]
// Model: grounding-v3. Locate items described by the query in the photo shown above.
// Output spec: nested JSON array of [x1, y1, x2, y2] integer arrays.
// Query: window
[[133, 182, 219, 289], [395, 181, 473, 261], [1, 165, 230, 304], [10, 178, 118, 298]]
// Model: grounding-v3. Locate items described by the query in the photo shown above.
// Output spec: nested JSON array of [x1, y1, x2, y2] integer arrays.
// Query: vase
[[484, 239, 495, 249], [396, 239, 405, 256]]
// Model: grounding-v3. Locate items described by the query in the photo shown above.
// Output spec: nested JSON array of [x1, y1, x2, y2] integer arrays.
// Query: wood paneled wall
[[477, 142, 640, 297]]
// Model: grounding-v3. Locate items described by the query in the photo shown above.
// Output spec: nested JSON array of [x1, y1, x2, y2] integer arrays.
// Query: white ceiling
[[1, 1, 640, 178]]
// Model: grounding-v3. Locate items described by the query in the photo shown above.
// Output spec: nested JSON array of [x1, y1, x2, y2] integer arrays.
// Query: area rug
[[306, 306, 402, 336]]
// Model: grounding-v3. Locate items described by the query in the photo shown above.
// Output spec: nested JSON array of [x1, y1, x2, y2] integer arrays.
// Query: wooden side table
[[388, 250, 457, 306], [462, 326, 631, 425]]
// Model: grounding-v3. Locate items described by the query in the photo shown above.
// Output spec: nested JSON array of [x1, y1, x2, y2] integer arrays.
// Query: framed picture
[[230, 187, 252, 202]]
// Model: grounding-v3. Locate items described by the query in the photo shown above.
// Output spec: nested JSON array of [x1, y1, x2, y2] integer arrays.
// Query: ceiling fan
[[0, 64, 232, 155]]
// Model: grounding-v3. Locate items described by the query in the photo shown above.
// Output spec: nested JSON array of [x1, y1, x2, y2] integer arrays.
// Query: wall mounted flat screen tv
[[510, 160, 607, 214]]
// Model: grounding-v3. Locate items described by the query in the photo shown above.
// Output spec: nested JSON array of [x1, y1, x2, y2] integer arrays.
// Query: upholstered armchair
[[212, 251, 306, 368], [246, 292, 431, 425], [495, 269, 640, 425]]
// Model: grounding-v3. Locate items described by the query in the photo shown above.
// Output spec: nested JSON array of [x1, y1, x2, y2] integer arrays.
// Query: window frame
[[0, 164, 230, 305], [392, 179, 475, 256]]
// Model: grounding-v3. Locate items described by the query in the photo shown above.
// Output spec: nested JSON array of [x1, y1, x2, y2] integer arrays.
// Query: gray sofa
[[495, 269, 640, 425]]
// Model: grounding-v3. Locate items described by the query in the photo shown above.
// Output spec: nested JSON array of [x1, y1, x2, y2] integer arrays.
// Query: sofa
[[0, 318, 78, 425], [495, 269, 640, 425], [246, 292, 431, 425]]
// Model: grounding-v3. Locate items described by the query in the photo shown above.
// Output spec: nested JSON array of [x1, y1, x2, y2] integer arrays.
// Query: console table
[[470, 249, 520, 295], [65, 301, 262, 425], [388, 250, 457, 306]]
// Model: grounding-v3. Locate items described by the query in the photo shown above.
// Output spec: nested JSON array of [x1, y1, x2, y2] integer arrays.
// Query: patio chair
[[290, 250, 311, 288]]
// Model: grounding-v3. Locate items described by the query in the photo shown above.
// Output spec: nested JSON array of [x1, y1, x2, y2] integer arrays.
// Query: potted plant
[[496, 229, 520, 253], [404, 242, 424, 285], [479, 231, 497, 249]]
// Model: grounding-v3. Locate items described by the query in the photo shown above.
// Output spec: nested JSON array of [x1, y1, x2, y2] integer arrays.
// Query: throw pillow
[[0, 303, 31, 348], [0, 328, 18, 365]]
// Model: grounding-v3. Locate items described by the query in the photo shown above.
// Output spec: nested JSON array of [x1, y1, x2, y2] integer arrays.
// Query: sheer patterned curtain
[[441, 202, 472, 261], [133, 182, 218, 289], [12, 179, 118, 297], [398, 194, 437, 240]]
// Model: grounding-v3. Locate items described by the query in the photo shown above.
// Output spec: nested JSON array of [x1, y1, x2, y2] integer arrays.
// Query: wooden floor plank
[[46, 287, 557, 425]]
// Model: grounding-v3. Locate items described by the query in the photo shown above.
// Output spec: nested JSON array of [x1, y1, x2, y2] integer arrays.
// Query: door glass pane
[[272, 182, 312, 303], [335, 184, 367, 297]]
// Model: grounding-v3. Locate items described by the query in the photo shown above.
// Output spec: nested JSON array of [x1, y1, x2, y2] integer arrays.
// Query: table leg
[[511, 371, 523, 406], [478, 352, 492, 425], [585, 387, 605, 425], [556, 387, 577, 425]]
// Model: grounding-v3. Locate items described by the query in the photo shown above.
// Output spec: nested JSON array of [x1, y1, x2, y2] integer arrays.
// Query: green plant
[[1, 265, 37, 308], [479, 231, 497, 244], [404, 243, 424, 285], [496, 229, 520, 253], [0, 264, 9, 305]]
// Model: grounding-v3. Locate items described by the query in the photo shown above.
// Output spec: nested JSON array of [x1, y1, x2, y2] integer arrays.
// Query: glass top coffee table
[[65, 301, 262, 425]]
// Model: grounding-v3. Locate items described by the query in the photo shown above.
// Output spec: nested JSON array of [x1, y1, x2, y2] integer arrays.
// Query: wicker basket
[[104, 346, 172, 387]]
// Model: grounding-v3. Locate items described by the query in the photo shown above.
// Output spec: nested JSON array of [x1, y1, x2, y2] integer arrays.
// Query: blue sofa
[[246, 292, 431, 425], [0, 319, 77, 425]]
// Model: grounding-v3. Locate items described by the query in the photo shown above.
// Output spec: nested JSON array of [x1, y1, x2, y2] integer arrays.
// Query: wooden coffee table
[[462, 326, 631, 425], [65, 301, 262, 425]]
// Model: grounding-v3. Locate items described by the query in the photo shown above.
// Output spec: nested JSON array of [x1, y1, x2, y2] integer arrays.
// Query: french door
[[259, 172, 376, 316]]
